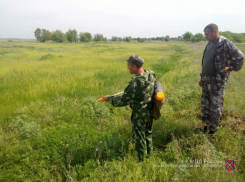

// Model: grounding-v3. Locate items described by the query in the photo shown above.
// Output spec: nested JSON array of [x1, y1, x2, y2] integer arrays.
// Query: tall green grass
[[0, 40, 245, 181]]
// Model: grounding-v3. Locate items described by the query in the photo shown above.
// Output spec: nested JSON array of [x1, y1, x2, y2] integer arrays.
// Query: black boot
[[203, 126, 208, 132], [195, 126, 208, 133], [208, 130, 217, 135]]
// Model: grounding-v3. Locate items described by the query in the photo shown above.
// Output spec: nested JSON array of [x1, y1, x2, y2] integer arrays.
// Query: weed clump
[[9, 114, 40, 139], [39, 53, 55, 60]]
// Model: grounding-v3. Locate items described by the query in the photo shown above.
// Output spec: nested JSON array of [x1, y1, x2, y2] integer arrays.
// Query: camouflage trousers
[[201, 76, 225, 132], [131, 109, 153, 162]]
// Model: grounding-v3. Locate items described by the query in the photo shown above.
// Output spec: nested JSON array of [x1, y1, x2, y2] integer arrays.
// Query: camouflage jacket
[[108, 70, 156, 112], [202, 36, 244, 87]]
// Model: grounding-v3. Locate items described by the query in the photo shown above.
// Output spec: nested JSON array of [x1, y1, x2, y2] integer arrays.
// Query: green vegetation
[[34, 28, 42, 42], [183, 32, 205, 42], [125, 36, 132, 42], [0, 40, 245, 181], [66, 29, 78, 43], [34, 28, 245, 43], [52, 30, 66, 43], [34, 28, 52, 43], [79, 33, 93, 42], [93, 34, 105, 42], [112, 36, 123, 42], [220, 31, 245, 43], [182, 31, 245, 43], [165, 35, 170, 42]]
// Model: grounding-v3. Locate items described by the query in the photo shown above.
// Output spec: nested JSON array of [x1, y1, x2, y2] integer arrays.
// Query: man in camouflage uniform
[[101, 55, 156, 161], [198, 24, 244, 134]]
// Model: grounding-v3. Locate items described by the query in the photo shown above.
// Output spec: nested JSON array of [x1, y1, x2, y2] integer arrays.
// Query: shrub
[[39, 54, 55, 60]]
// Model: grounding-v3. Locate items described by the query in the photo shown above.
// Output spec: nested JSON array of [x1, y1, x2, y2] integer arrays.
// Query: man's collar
[[218, 35, 226, 44]]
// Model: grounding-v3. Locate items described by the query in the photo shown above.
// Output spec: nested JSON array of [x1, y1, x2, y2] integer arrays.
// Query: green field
[[0, 40, 245, 181]]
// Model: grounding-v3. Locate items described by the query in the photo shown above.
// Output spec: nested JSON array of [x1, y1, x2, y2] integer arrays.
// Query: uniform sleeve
[[226, 40, 244, 71], [108, 79, 137, 107]]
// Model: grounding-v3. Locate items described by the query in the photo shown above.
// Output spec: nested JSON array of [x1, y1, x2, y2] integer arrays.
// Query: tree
[[34, 28, 41, 42], [40, 29, 52, 42], [219, 31, 234, 41], [111, 36, 118, 41], [190, 36, 198, 42], [165, 35, 170, 41], [182, 32, 193, 41], [66, 29, 78, 43], [232, 33, 244, 43], [52, 30, 65, 42], [177, 36, 183, 41], [171, 37, 177, 41], [125, 36, 132, 42], [156, 37, 161, 41], [79, 32, 92, 42], [194, 33, 205, 42], [137, 37, 146, 42], [93, 34, 104, 41], [242, 33, 245, 40], [112, 36, 122, 41]]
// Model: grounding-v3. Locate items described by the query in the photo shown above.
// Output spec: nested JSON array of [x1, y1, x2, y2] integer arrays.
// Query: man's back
[[129, 71, 155, 110]]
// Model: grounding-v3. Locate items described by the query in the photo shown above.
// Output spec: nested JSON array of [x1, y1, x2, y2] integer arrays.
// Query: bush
[[39, 54, 55, 60], [9, 114, 40, 139]]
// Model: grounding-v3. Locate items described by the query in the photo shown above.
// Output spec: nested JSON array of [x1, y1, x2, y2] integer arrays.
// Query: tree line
[[34, 28, 98, 43], [34, 28, 245, 43]]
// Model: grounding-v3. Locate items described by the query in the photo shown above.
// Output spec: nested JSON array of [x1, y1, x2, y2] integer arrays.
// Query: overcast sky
[[1, 0, 245, 39]]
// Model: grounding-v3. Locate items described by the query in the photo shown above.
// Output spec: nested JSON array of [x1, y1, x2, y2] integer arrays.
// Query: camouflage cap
[[125, 55, 144, 67]]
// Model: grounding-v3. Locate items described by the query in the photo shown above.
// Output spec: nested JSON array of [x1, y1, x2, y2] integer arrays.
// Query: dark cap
[[125, 54, 144, 67]]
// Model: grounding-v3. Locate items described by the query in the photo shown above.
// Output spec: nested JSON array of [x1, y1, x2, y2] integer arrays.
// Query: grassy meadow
[[0, 40, 245, 181]]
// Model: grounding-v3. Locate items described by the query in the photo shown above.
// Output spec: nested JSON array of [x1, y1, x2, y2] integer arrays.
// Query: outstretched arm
[[108, 79, 137, 107]]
